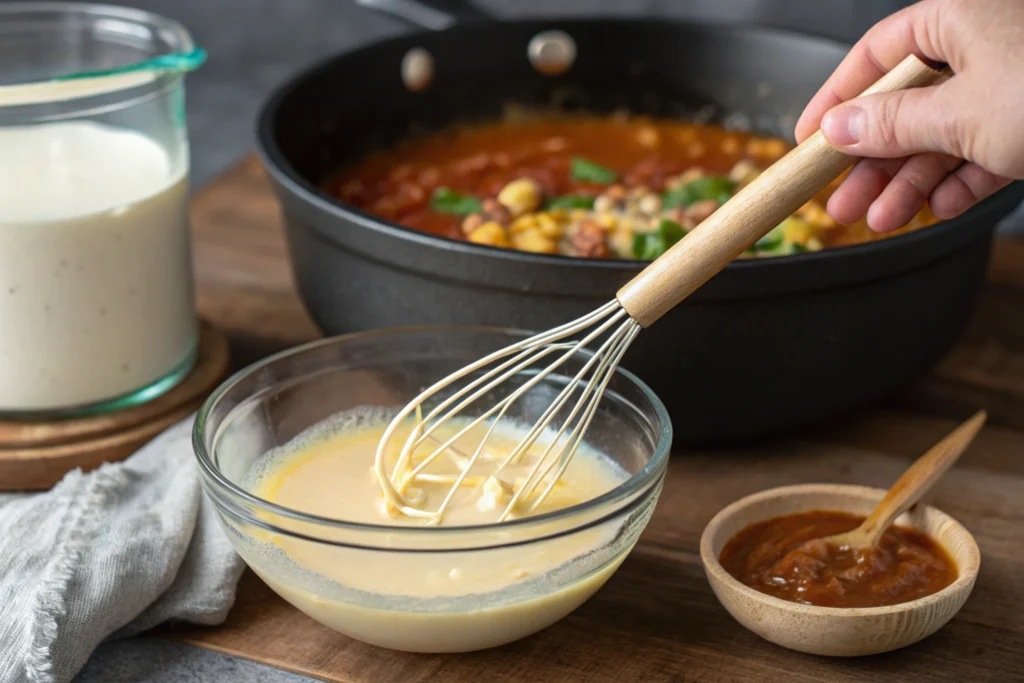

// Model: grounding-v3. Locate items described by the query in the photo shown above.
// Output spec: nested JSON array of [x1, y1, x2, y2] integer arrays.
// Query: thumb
[[820, 82, 963, 160]]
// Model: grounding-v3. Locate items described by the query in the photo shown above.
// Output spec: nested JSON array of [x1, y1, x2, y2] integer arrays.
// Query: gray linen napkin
[[0, 415, 246, 683]]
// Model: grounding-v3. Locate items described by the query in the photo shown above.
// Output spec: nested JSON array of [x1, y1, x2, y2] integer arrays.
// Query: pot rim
[[255, 16, 1024, 294]]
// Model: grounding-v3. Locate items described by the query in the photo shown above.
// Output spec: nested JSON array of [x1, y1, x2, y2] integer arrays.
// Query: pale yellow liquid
[[238, 413, 632, 652]]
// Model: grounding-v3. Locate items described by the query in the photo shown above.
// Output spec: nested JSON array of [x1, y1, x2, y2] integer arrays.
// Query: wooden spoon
[[826, 410, 987, 549]]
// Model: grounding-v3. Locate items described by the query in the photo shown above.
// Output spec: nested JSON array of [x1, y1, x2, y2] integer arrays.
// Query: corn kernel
[[596, 213, 617, 230], [509, 214, 539, 234], [798, 202, 836, 229], [593, 195, 615, 213], [782, 217, 814, 244], [637, 194, 662, 215], [536, 214, 562, 239], [497, 177, 543, 218], [512, 228, 558, 254], [728, 160, 759, 185], [609, 227, 634, 257], [469, 221, 510, 247], [668, 168, 705, 189]]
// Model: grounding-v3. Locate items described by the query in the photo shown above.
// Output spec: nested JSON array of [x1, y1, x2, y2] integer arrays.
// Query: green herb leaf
[[661, 187, 689, 210], [688, 176, 736, 202], [546, 194, 596, 210], [570, 157, 618, 184], [430, 187, 483, 215], [747, 220, 788, 253], [663, 175, 736, 209], [657, 218, 686, 245], [632, 233, 662, 260], [632, 219, 687, 260]]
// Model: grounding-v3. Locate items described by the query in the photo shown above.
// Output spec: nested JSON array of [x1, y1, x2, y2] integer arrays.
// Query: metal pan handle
[[354, 0, 491, 31]]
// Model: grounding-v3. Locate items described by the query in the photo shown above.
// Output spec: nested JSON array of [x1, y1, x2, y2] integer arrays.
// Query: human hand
[[795, 0, 1024, 233]]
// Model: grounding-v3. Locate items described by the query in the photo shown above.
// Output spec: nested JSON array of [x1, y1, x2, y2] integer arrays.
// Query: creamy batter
[[236, 409, 632, 652], [0, 121, 196, 411]]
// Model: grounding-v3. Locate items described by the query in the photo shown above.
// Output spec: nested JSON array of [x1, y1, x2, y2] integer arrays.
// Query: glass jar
[[0, 2, 199, 417]]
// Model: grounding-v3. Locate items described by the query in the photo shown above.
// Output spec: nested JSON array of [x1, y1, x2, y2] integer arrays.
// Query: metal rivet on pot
[[401, 47, 434, 92], [528, 30, 576, 76]]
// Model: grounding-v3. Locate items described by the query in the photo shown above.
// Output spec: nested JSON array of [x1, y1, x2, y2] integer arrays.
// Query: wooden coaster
[[0, 321, 230, 491]]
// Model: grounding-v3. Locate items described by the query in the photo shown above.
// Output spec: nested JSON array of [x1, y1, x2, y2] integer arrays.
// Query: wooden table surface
[[170, 156, 1024, 683]]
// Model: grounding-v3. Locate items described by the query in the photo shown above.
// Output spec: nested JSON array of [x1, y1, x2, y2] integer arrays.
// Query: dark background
[[45, 0, 917, 185]]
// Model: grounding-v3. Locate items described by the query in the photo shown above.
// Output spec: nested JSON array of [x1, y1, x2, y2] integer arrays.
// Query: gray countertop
[[43, 0, 1010, 680]]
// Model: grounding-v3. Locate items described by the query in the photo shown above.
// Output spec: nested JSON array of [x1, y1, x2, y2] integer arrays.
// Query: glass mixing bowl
[[193, 327, 671, 652]]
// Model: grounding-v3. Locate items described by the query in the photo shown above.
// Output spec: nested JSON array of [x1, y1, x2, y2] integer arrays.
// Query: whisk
[[374, 55, 949, 524]]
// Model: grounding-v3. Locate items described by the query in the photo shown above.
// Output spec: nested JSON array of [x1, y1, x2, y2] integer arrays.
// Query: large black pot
[[256, 1, 1024, 445]]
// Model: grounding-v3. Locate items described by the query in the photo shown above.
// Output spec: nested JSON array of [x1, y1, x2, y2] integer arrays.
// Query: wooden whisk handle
[[617, 54, 951, 328]]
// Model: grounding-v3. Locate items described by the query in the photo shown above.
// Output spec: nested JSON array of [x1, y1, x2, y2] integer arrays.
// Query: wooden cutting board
[[164, 156, 1024, 682]]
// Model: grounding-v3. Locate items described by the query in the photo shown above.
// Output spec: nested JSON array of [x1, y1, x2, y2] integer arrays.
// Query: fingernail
[[822, 106, 864, 146]]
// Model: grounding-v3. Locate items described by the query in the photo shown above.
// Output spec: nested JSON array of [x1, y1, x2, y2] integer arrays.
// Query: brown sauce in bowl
[[719, 510, 958, 608]]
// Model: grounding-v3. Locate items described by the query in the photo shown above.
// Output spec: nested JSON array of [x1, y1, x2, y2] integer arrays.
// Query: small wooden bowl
[[700, 483, 980, 657]]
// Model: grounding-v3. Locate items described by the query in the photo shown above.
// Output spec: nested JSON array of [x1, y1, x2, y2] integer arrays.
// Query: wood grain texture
[[617, 55, 945, 327], [170, 436, 1024, 682], [0, 323, 230, 490], [163, 155, 1024, 682], [190, 161, 320, 367]]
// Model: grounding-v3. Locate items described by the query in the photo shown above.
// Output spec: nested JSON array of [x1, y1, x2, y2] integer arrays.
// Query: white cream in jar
[[240, 413, 631, 652], [0, 120, 196, 412]]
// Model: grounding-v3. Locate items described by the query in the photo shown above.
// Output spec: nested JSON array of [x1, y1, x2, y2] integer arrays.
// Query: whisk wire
[[497, 318, 639, 520], [417, 304, 627, 448], [489, 317, 638, 518], [517, 321, 640, 518], [386, 305, 625, 497], [406, 308, 629, 521], [374, 300, 637, 523], [398, 342, 574, 490], [491, 314, 635, 473]]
